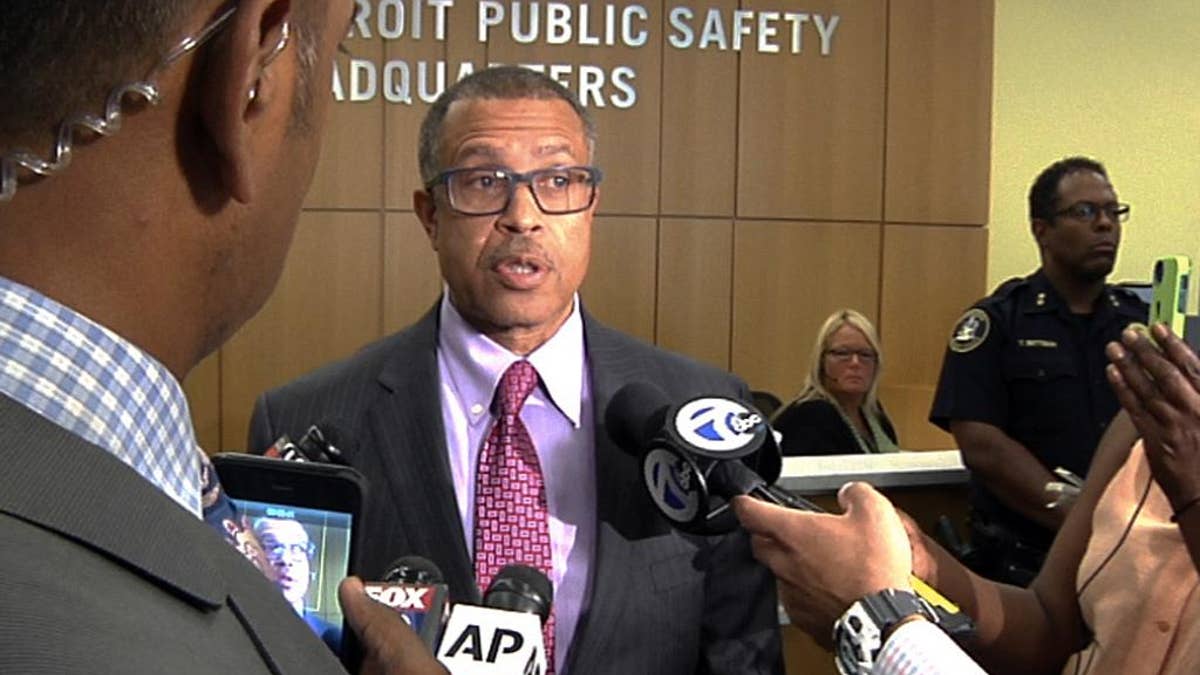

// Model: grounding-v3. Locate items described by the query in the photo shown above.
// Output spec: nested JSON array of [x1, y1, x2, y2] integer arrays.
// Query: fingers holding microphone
[[339, 576, 449, 675], [732, 483, 913, 642]]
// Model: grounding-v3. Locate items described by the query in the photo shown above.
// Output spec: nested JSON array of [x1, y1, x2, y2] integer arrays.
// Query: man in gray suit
[[249, 66, 784, 674], [0, 1, 443, 673]]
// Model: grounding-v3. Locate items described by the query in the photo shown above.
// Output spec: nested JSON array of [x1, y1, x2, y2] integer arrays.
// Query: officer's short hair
[[1028, 156, 1109, 223]]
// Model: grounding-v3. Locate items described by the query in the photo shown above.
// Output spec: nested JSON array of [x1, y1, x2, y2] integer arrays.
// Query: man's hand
[[339, 577, 449, 675], [1106, 324, 1200, 511], [731, 483, 913, 645]]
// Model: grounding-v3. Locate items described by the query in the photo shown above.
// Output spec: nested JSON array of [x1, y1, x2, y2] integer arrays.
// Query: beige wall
[[185, 0, 994, 455], [990, 0, 1200, 295]]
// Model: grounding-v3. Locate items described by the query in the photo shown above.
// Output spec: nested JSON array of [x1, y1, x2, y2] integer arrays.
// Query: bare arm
[[952, 420, 1065, 529], [913, 412, 1138, 673]]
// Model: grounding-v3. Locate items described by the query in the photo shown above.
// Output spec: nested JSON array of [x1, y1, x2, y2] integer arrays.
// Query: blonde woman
[[772, 309, 899, 455]]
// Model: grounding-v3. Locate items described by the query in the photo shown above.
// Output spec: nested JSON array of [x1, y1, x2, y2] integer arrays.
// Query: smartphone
[[1151, 255, 1191, 336], [211, 453, 366, 666]]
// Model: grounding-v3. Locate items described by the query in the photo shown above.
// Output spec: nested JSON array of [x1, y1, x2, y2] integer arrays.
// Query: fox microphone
[[363, 556, 450, 650]]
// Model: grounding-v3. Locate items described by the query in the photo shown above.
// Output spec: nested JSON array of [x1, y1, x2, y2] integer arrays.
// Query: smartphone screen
[[230, 498, 354, 652]]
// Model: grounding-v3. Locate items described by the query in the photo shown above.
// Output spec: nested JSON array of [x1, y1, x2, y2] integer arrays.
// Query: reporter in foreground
[[734, 324, 1200, 674]]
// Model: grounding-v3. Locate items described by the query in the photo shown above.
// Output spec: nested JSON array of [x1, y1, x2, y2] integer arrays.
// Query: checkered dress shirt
[[0, 276, 202, 516]]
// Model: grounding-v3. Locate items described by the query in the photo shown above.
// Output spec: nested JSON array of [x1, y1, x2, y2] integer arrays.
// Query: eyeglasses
[[825, 348, 878, 363], [1, 3, 240, 202], [265, 541, 316, 559], [425, 166, 603, 216], [1054, 201, 1131, 223]]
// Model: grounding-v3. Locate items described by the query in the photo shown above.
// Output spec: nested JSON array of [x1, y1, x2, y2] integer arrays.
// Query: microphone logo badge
[[642, 447, 701, 523], [673, 397, 765, 456]]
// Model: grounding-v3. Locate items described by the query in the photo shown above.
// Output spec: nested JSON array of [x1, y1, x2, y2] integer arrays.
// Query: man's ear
[[1031, 217, 1050, 247], [201, 0, 295, 204], [414, 189, 439, 250]]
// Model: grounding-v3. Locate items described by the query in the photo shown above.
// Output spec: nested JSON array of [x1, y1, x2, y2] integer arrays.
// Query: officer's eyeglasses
[[425, 166, 603, 216], [1054, 201, 1131, 223], [825, 348, 878, 363]]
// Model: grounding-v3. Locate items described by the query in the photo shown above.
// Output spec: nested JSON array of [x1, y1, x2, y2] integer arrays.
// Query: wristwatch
[[833, 588, 935, 675]]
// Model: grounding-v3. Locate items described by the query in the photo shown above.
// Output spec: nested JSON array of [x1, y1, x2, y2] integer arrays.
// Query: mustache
[[484, 238, 554, 269]]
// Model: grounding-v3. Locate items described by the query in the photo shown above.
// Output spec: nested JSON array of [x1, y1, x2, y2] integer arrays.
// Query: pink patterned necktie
[[474, 359, 555, 672]]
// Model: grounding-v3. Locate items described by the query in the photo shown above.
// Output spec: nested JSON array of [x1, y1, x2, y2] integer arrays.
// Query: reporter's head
[[0, 0, 356, 378]]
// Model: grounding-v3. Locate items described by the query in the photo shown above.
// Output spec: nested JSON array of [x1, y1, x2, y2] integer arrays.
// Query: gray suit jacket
[[248, 304, 784, 675], [0, 394, 346, 675]]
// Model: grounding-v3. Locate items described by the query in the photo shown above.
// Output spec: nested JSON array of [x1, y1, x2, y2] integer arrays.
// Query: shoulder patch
[[949, 308, 990, 353]]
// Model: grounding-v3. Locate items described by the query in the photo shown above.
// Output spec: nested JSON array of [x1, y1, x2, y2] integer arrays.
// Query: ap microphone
[[363, 556, 450, 651], [437, 564, 551, 674], [605, 382, 784, 534]]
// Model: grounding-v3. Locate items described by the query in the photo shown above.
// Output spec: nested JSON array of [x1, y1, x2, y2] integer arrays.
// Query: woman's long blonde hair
[[776, 308, 884, 418]]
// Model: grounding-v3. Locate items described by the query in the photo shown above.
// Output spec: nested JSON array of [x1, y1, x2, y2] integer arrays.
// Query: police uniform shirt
[[929, 269, 1147, 537]]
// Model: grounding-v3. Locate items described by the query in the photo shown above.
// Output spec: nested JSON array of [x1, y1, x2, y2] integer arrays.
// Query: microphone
[[437, 564, 551, 674], [362, 556, 451, 650], [606, 382, 974, 641], [261, 421, 355, 465], [605, 381, 785, 534]]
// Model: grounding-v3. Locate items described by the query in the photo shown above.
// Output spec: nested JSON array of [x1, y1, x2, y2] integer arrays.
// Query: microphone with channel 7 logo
[[607, 382, 976, 642], [437, 564, 552, 675], [605, 381, 795, 535], [363, 556, 450, 650]]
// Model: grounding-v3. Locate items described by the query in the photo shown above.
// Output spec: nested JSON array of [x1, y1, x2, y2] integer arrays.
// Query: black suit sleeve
[[699, 528, 785, 675]]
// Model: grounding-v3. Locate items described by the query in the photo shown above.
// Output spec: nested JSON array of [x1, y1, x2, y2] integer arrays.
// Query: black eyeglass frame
[[1052, 201, 1131, 224], [424, 165, 604, 216]]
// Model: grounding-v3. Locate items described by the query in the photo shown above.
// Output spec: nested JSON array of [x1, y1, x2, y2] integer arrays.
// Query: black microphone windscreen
[[483, 564, 553, 624], [383, 556, 445, 585], [605, 382, 671, 455]]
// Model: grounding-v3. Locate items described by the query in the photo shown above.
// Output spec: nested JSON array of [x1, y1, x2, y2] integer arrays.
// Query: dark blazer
[[774, 398, 898, 456], [0, 394, 346, 675], [248, 304, 784, 675]]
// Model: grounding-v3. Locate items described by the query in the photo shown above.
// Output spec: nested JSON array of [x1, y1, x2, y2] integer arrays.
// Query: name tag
[[1018, 339, 1058, 348]]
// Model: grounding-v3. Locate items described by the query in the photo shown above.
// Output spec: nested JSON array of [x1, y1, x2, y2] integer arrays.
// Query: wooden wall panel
[[218, 212, 385, 450], [382, 212, 445, 333], [184, 352, 221, 453], [306, 36, 385, 208], [483, 3, 664, 215], [885, 0, 994, 224], [732, 221, 881, 398], [579, 216, 657, 343], [660, 0, 739, 217], [657, 218, 733, 370], [879, 223, 988, 449], [738, 1, 887, 221]]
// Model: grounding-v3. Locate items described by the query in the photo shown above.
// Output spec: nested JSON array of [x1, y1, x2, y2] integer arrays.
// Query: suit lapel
[[0, 394, 226, 609], [565, 315, 651, 670], [370, 304, 476, 600]]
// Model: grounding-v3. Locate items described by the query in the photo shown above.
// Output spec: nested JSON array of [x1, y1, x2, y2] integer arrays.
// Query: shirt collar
[[0, 275, 202, 516], [438, 289, 585, 427]]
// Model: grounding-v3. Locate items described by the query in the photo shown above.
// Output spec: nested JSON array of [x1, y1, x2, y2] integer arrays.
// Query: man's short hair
[[418, 66, 598, 184], [1028, 156, 1109, 223], [0, 1, 323, 148]]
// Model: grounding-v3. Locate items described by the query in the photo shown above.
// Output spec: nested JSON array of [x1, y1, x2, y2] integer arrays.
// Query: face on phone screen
[[234, 499, 353, 652]]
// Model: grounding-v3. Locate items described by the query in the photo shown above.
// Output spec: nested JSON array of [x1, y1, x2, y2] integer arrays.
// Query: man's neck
[[1041, 265, 1105, 314]]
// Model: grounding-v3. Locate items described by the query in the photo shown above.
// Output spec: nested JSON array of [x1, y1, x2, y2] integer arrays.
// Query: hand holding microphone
[[605, 382, 972, 642]]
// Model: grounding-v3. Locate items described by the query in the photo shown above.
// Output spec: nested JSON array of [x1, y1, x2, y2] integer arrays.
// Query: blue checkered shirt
[[0, 276, 202, 516]]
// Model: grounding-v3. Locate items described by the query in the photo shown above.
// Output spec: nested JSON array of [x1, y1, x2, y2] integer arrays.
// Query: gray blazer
[[0, 394, 347, 674], [248, 303, 784, 675]]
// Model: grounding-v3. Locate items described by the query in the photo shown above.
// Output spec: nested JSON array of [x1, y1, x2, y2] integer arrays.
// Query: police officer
[[930, 156, 1146, 585]]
